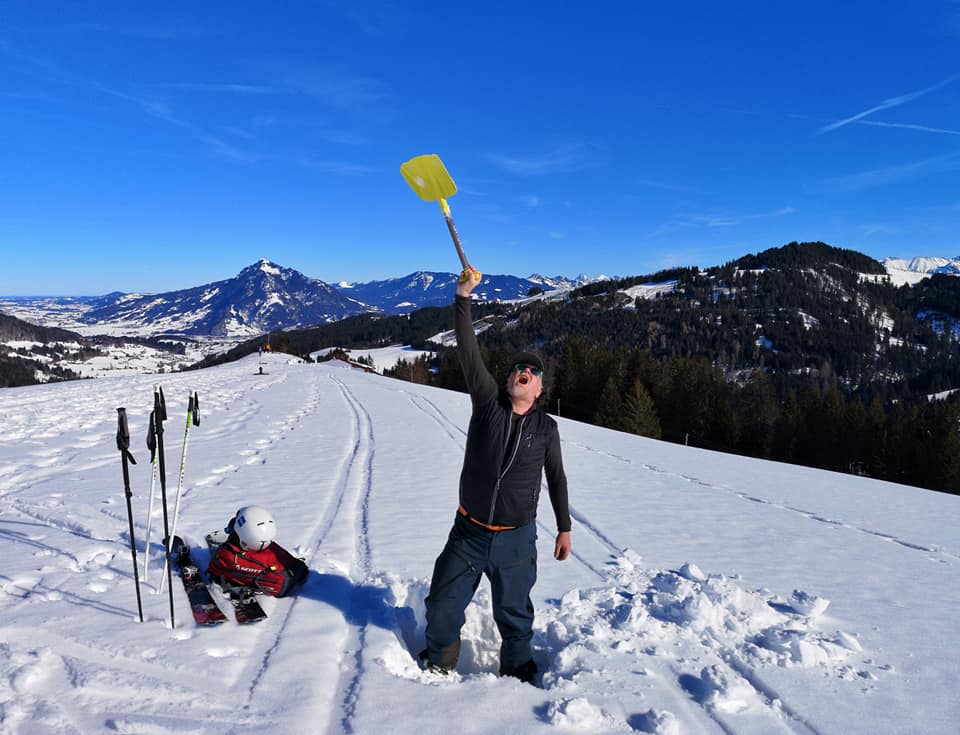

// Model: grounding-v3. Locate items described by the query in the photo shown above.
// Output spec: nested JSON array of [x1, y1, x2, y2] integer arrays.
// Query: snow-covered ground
[[0, 298, 97, 332], [3, 339, 214, 380], [0, 299, 247, 378], [0, 353, 957, 734], [620, 281, 679, 301], [310, 345, 436, 374]]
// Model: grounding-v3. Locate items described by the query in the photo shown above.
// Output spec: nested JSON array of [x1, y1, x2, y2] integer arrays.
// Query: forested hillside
[[0, 313, 190, 387], [206, 243, 958, 493], [111, 243, 960, 493]]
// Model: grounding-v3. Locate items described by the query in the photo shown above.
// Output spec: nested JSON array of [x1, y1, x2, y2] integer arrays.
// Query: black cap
[[511, 351, 545, 373]]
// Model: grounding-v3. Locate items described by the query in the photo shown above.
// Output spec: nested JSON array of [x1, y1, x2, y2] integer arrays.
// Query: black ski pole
[[153, 385, 176, 628], [160, 391, 201, 593], [116, 407, 144, 623], [143, 408, 159, 583]]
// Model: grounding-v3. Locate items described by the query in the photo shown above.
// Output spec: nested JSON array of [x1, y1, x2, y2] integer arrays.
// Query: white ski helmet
[[234, 505, 276, 552]]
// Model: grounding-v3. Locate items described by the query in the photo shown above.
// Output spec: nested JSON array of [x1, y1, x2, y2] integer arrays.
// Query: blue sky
[[2, 1, 960, 295]]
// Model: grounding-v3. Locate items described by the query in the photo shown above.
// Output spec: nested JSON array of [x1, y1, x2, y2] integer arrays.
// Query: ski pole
[[141, 416, 159, 583], [159, 391, 200, 594], [116, 407, 144, 623], [152, 385, 176, 627]]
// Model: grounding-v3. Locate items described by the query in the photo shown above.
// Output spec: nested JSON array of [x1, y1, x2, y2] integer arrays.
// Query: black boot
[[500, 658, 538, 684], [418, 639, 460, 674]]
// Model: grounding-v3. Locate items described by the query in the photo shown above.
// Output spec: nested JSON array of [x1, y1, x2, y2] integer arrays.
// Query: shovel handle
[[440, 199, 469, 270]]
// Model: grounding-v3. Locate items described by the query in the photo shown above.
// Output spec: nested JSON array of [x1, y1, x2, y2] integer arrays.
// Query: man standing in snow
[[421, 265, 572, 684]]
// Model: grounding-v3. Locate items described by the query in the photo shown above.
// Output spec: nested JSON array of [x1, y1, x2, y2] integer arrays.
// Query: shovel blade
[[401, 154, 457, 202]]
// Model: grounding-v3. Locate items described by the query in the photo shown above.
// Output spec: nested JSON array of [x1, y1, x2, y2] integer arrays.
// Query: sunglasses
[[513, 362, 543, 378]]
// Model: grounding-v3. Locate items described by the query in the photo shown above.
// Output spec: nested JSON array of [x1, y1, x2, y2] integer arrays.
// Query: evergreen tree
[[772, 389, 800, 462], [623, 379, 661, 438], [737, 370, 778, 458], [933, 402, 960, 492], [844, 397, 870, 475], [554, 338, 589, 421], [385, 355, 431, 384], [594, 375, 625, 430], [864, 395, 889, 479]]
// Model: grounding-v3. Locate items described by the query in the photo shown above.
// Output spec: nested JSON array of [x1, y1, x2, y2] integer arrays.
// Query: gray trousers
[[424, 512, 538, 672]]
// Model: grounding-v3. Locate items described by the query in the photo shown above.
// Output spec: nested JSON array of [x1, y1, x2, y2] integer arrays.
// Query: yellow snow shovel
[[400, 154, 471, 272]]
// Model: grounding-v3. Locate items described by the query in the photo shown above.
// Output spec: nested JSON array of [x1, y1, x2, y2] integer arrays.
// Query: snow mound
[[538, 552, 873, 686], [628, 708, 680, 734], [698, 663, 765, 713], [546, 696, 628, 730], [787, 589, 830, 618]]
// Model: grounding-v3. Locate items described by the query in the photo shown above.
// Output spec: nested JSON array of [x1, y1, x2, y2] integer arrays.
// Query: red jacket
[[208, 537, 307, 597]]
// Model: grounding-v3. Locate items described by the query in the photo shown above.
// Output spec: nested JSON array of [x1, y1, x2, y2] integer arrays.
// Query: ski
[[230, 590, 268, 625], [170, 536, 227, 626], [206, 530, 268, 624]]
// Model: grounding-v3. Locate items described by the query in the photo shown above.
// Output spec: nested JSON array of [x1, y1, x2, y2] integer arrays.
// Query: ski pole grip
[[157, 386, 168, 422], [117, 408, 130, 451]]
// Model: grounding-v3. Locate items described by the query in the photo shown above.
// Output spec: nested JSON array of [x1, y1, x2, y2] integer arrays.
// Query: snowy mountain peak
[[79, 261, 365, 337], [882, 255, 960, 286], [527, 273, 595, 289], [335, 271, 602, 314], [240, 259, 287, 280], [2, 263, 604, 338], [883, 256, 959, 273]]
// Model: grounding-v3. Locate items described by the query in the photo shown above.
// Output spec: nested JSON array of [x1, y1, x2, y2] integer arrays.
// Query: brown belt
[[458, 504, 516, 532]]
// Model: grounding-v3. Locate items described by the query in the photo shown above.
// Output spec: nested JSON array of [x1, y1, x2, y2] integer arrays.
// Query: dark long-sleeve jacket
[[455, 295, 571, 532]]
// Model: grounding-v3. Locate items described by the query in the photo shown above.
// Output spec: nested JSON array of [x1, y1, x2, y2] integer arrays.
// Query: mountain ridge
[[2, 244, 959, 388], [77, 259, 368, 337], [0, 262, 597, 338]]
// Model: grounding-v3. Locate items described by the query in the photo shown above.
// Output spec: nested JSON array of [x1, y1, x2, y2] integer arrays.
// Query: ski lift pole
[[116, 408, 144, 622], [159, 391, 200, 594]]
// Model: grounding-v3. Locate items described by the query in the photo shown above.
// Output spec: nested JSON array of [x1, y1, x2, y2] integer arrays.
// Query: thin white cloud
[[60, 22, 217, 41], [702, 207, 796, 227], [823, 151, 960, 192], [225, 126, 258, 141], [650, 206, 795, 236], [315, 130, 373, 146], [860, 223, 902, 237], [0, 89, 50, 100], [634, 178, 706, 194], [269, 62, 391, 112], [856, 119, 960, 136], [229, 118, 374, 146], [105, 87, 253, 160], [152, 82, 285, 95], [486, 141, 602, 176], [316, 0, 408, 36], [240, 114, 374, 145], [291, 157, 378, 175], [0, 40, 251, 161], [252, 115, 278, 129], [818, 72, 960, 134]]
